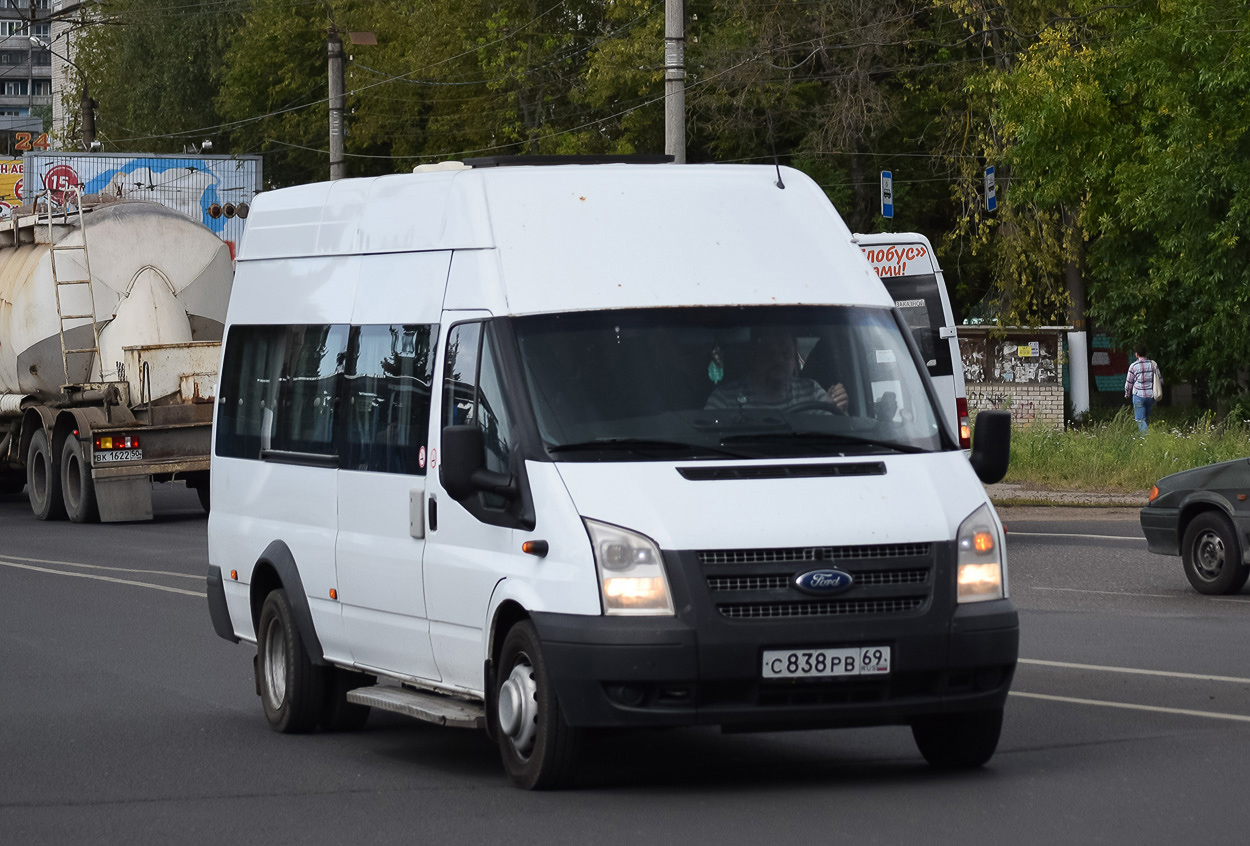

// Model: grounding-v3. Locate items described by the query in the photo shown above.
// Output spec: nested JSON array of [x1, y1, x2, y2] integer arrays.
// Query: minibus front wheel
[[494, 621, 581, 789], [256, 588, 327, 733]]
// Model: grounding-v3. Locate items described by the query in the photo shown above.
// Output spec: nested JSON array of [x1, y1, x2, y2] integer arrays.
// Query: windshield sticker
[[876, 349, 897, 364]]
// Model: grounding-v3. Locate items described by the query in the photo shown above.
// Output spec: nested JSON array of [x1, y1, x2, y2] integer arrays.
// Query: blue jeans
[[1132, 394, 1154, 432]]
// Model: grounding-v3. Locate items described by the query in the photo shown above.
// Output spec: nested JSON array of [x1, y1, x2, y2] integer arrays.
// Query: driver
[[705, 331, 849, 412]]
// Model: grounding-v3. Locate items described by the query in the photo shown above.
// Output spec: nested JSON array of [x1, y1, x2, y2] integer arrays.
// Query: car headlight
[[584, 519, 674, 616], [956, 503, 1005, 602]]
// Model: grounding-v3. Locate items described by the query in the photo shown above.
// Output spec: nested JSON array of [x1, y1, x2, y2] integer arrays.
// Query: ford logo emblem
[[794, 568, 855, 595]]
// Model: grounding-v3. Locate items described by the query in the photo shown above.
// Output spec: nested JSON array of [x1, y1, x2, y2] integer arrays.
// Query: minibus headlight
[[584, 519, 674, 616], [956, 504, 1005, 603]]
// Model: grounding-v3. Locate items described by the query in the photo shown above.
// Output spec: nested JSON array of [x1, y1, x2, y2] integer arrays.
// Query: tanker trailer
[[0, 199, 233, 521]]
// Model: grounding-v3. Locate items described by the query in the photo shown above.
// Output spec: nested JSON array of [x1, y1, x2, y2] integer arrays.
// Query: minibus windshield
[[513, 306, 947, 461]]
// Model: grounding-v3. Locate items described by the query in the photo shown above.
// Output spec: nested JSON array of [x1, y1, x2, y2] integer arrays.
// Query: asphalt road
[[3, 491, 1249, 845]]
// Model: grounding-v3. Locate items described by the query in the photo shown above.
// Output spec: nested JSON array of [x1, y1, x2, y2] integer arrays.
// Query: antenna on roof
[[766, 114, 785, 190]]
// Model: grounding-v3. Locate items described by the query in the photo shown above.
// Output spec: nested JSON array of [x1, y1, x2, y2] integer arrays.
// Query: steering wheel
[[786, 401, 847, 415]]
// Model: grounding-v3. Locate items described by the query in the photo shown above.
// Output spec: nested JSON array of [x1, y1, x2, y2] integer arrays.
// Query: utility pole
[[328, 28, 345, 180], [664, 0, 685, 163]]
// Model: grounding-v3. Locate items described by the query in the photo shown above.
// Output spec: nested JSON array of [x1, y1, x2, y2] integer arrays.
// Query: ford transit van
[[206, 159, 1017, 789]]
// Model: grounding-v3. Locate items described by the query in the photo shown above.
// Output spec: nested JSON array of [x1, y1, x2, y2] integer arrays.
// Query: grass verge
[[999, 408, 1250, 493]]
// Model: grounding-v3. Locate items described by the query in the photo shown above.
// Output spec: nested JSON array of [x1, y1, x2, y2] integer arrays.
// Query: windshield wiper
[[548, 438, 752, 459], [719, 431, 930, 455]]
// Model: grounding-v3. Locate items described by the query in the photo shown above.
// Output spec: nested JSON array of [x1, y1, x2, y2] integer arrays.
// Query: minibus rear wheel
[[911, 707, 1002, 768], [257, 589, 327, 733], [494, 621, 581, 789]]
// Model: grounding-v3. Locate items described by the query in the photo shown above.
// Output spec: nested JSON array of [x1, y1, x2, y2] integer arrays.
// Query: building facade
[[0, 0, 52, 134]]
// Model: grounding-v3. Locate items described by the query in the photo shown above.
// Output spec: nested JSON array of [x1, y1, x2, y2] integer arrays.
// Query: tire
[[911, 708, 1003, 769], [1182, 511, 1250, 595], [26, 429, 66, 521], [493, 620, 581, 790], [60, 437, 99, 524], [256, 589, 328, 733], [320, 667, 374, 732]]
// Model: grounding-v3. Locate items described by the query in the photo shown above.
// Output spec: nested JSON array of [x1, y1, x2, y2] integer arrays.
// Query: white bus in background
[[855, 232, 971, 450]]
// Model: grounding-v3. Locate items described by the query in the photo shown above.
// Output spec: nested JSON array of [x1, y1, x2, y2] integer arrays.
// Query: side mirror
[[440, 425, 516, 502], [969, 410, 1011, 485]]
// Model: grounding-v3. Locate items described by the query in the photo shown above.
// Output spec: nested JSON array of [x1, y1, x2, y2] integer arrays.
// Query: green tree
[[72, 0, 246, 153], [997, 0, 1250, 399]]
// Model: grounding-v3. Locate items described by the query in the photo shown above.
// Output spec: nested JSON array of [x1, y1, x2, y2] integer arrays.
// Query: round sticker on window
[[419, 446, 427, 469]]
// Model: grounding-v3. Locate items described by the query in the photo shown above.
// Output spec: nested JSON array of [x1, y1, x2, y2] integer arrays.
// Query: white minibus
[[855, 232, 971, 450], [207, 158, 1016, 789]]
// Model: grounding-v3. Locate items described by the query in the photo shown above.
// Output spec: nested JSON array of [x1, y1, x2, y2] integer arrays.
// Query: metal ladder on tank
[[42, 186, 103, 387]]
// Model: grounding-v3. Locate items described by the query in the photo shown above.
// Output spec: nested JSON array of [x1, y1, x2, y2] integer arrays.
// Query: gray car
[[1141, 458, 1250, 594]]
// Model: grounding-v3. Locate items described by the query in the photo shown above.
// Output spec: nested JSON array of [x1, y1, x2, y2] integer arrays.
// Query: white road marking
[[1007, 531, 1144, 541], [0, 559, 206, 597], [1011, 691, 1250, 724], [1020, 658, 1250, 685], [1025, 586, 1174, 598], [0, 553, 202, 580]]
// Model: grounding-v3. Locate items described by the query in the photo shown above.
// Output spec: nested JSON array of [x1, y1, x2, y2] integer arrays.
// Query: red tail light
[[956, 397, 972, 450]]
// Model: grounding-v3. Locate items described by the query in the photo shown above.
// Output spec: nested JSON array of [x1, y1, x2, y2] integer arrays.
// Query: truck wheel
[[493, 620, 581, 790], [26, 429, 66, 521], [256, 589, 327, 733], [320, 667, 374, 732], [1182, 511, 1250, 595], [911, 708, 1003, 769], [61, 437, 99, 523]]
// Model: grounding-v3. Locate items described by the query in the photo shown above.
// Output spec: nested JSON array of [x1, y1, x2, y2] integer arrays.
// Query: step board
[[348, 686, 485, 729]]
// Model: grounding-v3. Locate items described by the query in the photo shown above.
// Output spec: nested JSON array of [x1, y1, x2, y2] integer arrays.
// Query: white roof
[[238, 163, 892, 314]]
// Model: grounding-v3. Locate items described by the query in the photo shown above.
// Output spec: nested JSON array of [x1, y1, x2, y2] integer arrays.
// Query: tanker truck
[[0, 198, 234, 522]]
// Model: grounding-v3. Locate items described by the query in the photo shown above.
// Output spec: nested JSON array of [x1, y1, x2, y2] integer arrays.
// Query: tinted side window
[[341, 324, 438, 474], [272, 325, 349, 454], [216, 325, 287, 459], [218, 323, 437, 467], [443, 322, 515, 510]]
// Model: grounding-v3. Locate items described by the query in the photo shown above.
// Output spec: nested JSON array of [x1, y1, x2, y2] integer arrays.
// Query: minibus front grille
[[698, 543, 931, 566], [693, 542, 938, 621], [719, 598, 926, 619], [707, 569, 929, 592]]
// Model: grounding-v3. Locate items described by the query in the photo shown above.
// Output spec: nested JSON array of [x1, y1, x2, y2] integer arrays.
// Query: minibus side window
[[443, 322, 515, 511], [341, 324, 439, 474], [216, 324, 286, 459], [271, 325, 350, 455]]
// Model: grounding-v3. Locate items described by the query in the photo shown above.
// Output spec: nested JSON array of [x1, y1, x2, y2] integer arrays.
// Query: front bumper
[[1140, 506, 1181, 556], [531, 600, 1018, 730]]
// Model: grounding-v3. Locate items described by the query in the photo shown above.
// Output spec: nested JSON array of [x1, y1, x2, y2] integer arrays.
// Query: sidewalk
[[985, 482, 1146, 507]]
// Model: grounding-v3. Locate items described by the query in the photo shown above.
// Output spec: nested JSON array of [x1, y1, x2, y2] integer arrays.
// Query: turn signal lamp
[[957, 504, 1005, 602], [1148, 485, 1159, 503]]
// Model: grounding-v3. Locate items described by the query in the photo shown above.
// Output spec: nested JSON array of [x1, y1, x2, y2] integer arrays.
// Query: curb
[[986, 483, 1146, 508]]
